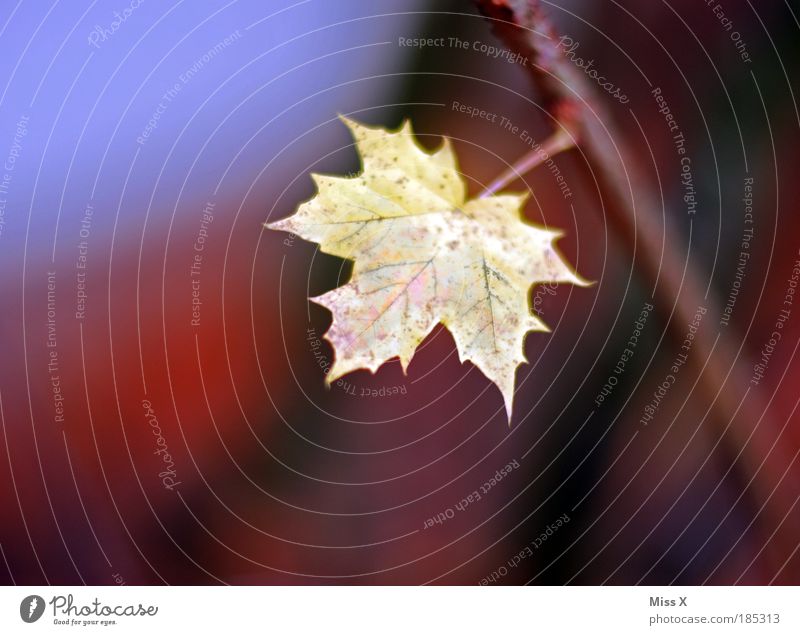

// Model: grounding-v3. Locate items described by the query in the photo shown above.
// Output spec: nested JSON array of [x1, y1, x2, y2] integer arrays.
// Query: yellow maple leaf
[[268, 117, 589, 421]]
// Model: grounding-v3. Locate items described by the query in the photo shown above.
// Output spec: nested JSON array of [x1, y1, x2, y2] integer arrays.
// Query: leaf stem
[[478, 127, 575, 198]]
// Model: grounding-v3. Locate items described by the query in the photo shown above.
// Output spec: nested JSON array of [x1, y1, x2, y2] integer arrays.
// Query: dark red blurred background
[[0, 0, 798, 585]]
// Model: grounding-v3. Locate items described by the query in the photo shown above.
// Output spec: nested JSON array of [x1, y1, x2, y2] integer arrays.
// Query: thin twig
[[474, 0, 799, 580], [479, 127, 575, 197]]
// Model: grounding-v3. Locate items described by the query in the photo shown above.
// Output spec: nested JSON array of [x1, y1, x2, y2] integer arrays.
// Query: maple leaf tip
[[565, 268, 593, 288], [434, 136, 451, 156], [324, 357, 350, 387], [547, 232, 593, 287], [502, 395, 514, 425], [398, 357, 408, 374], [338, 114, 373, 141], [338, 114, 410, 137], [514, 190, 532, 205], [323, 370, 341, 389], [308, 292, 336, 310], [265, 217, 288, 232]]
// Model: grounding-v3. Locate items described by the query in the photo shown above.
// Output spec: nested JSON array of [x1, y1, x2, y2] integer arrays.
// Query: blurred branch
[[474, 0, 799, 578]]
